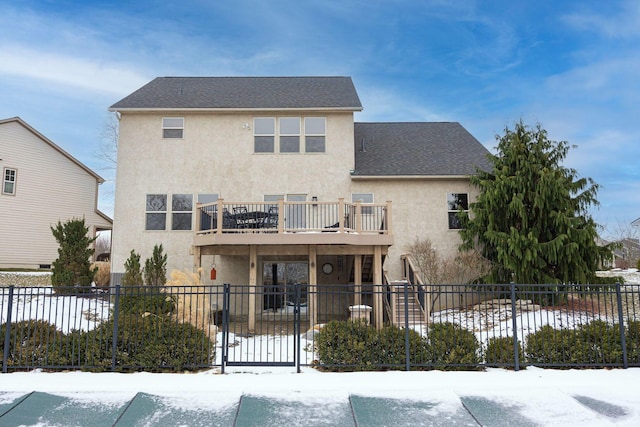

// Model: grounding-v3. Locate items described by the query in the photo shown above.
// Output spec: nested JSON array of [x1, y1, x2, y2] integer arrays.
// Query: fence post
[[295, 283, 302, 373], [2, 286, 15, 373], [615, 283, 628, 369], [510, 282, 520, 371], [221, 283, 230, 374], [404, 281, 411, 371], [111, 283, 121, 372]]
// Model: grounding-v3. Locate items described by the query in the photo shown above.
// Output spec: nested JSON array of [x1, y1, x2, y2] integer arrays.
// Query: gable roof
[[110, 77, 363, 111], [0, 116, 105, 184], [352, 122, 492, 176]]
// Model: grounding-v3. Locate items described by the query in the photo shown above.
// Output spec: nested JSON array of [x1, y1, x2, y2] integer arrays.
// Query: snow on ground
[[2, 270, 640, 425], [2, 367, 640, 426], [0, 287, 111, 332]]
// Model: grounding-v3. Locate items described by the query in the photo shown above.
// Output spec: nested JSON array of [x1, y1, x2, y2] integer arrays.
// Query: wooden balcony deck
[[193, 198, 393, 247]]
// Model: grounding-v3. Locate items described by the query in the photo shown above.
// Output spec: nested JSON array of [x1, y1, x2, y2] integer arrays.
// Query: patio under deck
[[192, 198, 394, 331]]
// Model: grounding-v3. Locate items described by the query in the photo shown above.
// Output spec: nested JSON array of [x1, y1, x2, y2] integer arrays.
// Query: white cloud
[[564, 0, 640, 38], [0, 45, 150, 96]]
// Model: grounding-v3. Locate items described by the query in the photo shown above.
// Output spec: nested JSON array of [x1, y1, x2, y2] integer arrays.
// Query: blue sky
[[1, 0, 638, 237]]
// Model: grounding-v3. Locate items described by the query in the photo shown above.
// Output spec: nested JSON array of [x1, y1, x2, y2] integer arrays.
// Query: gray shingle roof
[[110, 77, 362, 110], [353, 122, 492, 176]]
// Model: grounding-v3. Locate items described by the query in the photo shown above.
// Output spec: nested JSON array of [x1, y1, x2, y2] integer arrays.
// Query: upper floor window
[[254, 118, 275, 153], [2, 168, 17, 195], [279, 117, 300, 153], [254, 117, 326, 153], [162, 117, 184, 139], [304, 117, 326, 153], [447, 193, 469, 229]]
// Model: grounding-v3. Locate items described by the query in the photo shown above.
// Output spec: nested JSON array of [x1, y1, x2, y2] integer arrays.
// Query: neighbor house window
[[2, 168, 17, 195], [352, 192, 374, 215], [254, 118, 275, 153], [447, 193, 469, 229], [304, 117, 326, 153], [172, 194, 193, 230], [162, 117, 184, 138], [279, 117, 300, 153], [146, 194, 167, 230]]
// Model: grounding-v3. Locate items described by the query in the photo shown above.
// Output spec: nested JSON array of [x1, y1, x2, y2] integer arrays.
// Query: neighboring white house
[[0, 117, 112, 269], [109, 76, 491, 327]]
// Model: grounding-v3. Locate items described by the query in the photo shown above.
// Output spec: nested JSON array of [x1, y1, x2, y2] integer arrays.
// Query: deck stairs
[[389, 283, 425, 326]]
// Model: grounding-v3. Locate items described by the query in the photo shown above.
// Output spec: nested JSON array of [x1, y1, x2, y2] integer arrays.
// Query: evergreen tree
[[144, 244, 167, 286], [459, 121, 613, 285], [122, 250, 143, 286], [50, 218, 97, 294]]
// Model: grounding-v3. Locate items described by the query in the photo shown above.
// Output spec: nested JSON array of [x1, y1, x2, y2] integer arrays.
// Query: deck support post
[[373, 245, 383, 330], [308, 245, 318, 327], [354, 254, 362, 306], [248, 245, 257, 333]]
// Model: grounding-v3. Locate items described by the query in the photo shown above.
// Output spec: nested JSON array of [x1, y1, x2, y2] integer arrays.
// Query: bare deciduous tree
[[95, 232, 111, 258], [603, 220, 640, 269], [407, 238, 492, 284], [97, 112, 119, 170]]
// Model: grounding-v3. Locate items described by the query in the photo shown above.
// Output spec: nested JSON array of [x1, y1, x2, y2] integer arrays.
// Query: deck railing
[[195, 198, 391, 235]]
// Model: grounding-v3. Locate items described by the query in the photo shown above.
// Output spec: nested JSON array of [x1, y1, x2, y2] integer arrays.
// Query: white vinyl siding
[[0, 120, 111, 268]]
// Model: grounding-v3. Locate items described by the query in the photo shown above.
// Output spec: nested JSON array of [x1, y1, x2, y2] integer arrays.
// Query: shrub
[[117, 285, 176, 317], [122, 250, 143, 286], [0, 320, 71, 369], [525, 325, 580, 366], [50, 218, 97, 294], [314, 320, 429, 371], [485, 336, 524, 369], [525, 321, 624, 367], [375, 324, 429, 368], [625, 320, 640, 364], [576, 320, 623, 364], [165, 269, 213, 331], [426, 322, 482, 370], [315, 320, 378, 371], [91, 261, 110, 290], [83, 313, 214, 372], [144, 244, 167, 286]]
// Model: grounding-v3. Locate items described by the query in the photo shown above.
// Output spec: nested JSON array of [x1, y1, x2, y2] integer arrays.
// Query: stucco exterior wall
[[111, 111, 357, 273], [351, 178, 481, 280], [0, 120, 111, 269]]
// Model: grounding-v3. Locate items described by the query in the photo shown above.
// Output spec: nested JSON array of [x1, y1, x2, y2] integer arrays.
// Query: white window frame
[[2, 167, 17, 195], [304, 117, 326, 153], [447, 193, 469, 230], [171, 194, 193, 231], [351, 192, 374, 215], [254, 117, 276, 153], [145, 194, 167, 230], [162, 117, 184, 139], [279, 117, 301, 153]]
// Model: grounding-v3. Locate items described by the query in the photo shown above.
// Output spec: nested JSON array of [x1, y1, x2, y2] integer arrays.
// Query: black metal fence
[[2, 282, 639, 373]]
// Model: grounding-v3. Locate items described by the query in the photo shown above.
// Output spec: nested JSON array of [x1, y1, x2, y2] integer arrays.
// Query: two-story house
[[0, 117, 112, 269], [109, 76, 491, 328]]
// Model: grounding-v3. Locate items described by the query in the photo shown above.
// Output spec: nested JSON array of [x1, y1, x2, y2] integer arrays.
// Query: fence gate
[[221, 283, 302, 371]]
